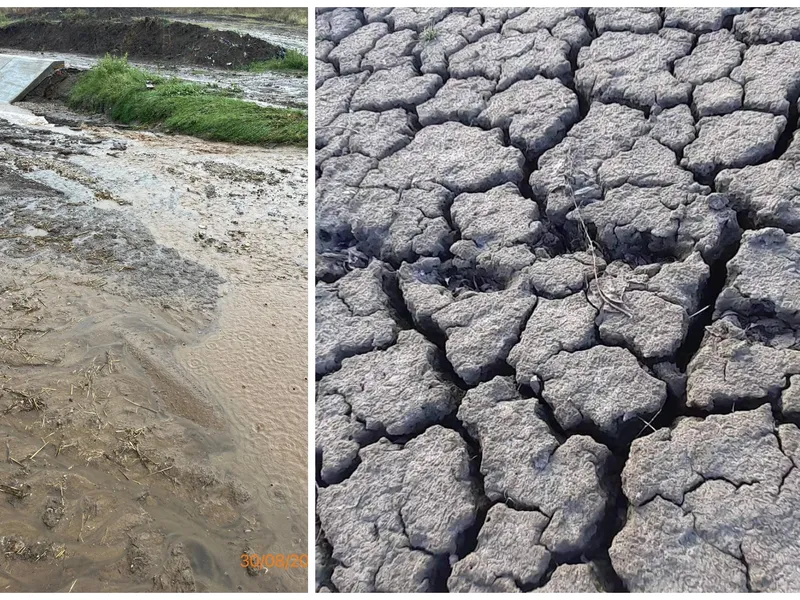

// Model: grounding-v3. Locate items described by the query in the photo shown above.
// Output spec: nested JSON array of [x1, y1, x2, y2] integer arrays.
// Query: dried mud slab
[[448, 183, 544, 282], [612, 406, 800, 592], [447, 503, 552, 592], [474, 76, 579, 159], [457, 377, 615, 556], [315, 259, 399, 375], [0, 16, 287, 69], [575, 29, 694, 110], [361, 122, 525, 193], [682, 111, 786, 180], [316, 329, 459, 483], [316, 7, 800, 593], [534, 562, 609, 592], [539, 345, 667, 442], [317, 426, 478, 592]]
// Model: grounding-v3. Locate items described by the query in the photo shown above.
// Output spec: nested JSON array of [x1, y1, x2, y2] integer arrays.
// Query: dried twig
[[688, 304, 711, 319], [636, 406, 664, 438], [78, 513, 86, 543], [563, 151, 633, 318], [0, 483, 27, 498], [148, 465, 174, 477], [28, 440, 50, 460], [123, 397, 158, 414], [2, 386, 47, 413]]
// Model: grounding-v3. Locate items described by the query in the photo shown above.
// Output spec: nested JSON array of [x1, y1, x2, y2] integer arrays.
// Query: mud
[[3, 9, 307, 53], [0, 16, 285, 69], [165, 16, 307, 54], [0, 103, 307, 591]]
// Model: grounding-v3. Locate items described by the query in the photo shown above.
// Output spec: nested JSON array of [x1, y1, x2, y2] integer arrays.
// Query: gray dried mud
[[315, 7, 800, 593], [0, 83, 307, 590]]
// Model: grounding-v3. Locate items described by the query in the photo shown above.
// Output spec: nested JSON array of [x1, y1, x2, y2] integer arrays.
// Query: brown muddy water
[[0, 105, 308, 592]]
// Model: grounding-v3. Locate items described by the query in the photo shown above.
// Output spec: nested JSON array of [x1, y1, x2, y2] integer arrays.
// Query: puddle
[[0, 102, 52, 128]]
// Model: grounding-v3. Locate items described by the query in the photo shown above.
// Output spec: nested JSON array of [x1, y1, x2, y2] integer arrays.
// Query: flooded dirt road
[[0, 106, 308, 592], [164, 15, 307, 53]]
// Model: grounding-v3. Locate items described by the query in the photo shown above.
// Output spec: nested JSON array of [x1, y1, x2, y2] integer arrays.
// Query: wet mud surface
[[0, 105, 308, 591], [315, 7, 800, 593]]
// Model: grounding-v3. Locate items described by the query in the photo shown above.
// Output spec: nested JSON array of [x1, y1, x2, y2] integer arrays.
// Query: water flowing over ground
[[0, 53, 308, 592]]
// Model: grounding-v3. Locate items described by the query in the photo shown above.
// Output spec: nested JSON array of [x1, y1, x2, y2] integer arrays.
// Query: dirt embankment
[[0, 17, 286, 68]]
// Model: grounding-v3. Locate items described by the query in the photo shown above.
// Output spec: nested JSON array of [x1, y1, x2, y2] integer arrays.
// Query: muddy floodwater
[[0, 101, 308, 591]]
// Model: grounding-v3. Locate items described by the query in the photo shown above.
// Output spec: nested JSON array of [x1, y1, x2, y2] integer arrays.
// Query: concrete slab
[[0, 54, 64, 103]]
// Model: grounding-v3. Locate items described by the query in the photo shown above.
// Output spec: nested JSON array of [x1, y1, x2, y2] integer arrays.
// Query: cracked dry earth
[[314, 7, 800, 593]]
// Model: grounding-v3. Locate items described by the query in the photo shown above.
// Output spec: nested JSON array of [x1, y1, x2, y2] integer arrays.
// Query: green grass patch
[[68, 55, 306, 146], [0, 13, 10, 27], [421, 25, 437, 42], [247, 49, 308, 73]]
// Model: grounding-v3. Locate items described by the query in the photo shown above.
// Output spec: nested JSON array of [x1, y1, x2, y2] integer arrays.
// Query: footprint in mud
[[183, 539, 217, 579], [153, 544, 197, 593], [41, 495, 65, 529]]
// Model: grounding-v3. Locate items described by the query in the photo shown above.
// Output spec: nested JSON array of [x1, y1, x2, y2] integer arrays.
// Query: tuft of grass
[[0, 13, 10, 27], [68, 55, 306, 146], [247, 49, 308, 73], [421, 25, 437, 42], [563, 149, 632, 318]]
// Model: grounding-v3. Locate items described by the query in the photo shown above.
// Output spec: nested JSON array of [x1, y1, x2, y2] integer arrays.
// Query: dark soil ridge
[[3, 7, 302, 25], [0, 16, 287, 69], [5, 8, 169, 20]]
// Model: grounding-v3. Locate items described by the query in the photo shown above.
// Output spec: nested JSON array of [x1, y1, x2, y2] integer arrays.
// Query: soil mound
[[0, 16, 286, 68]]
